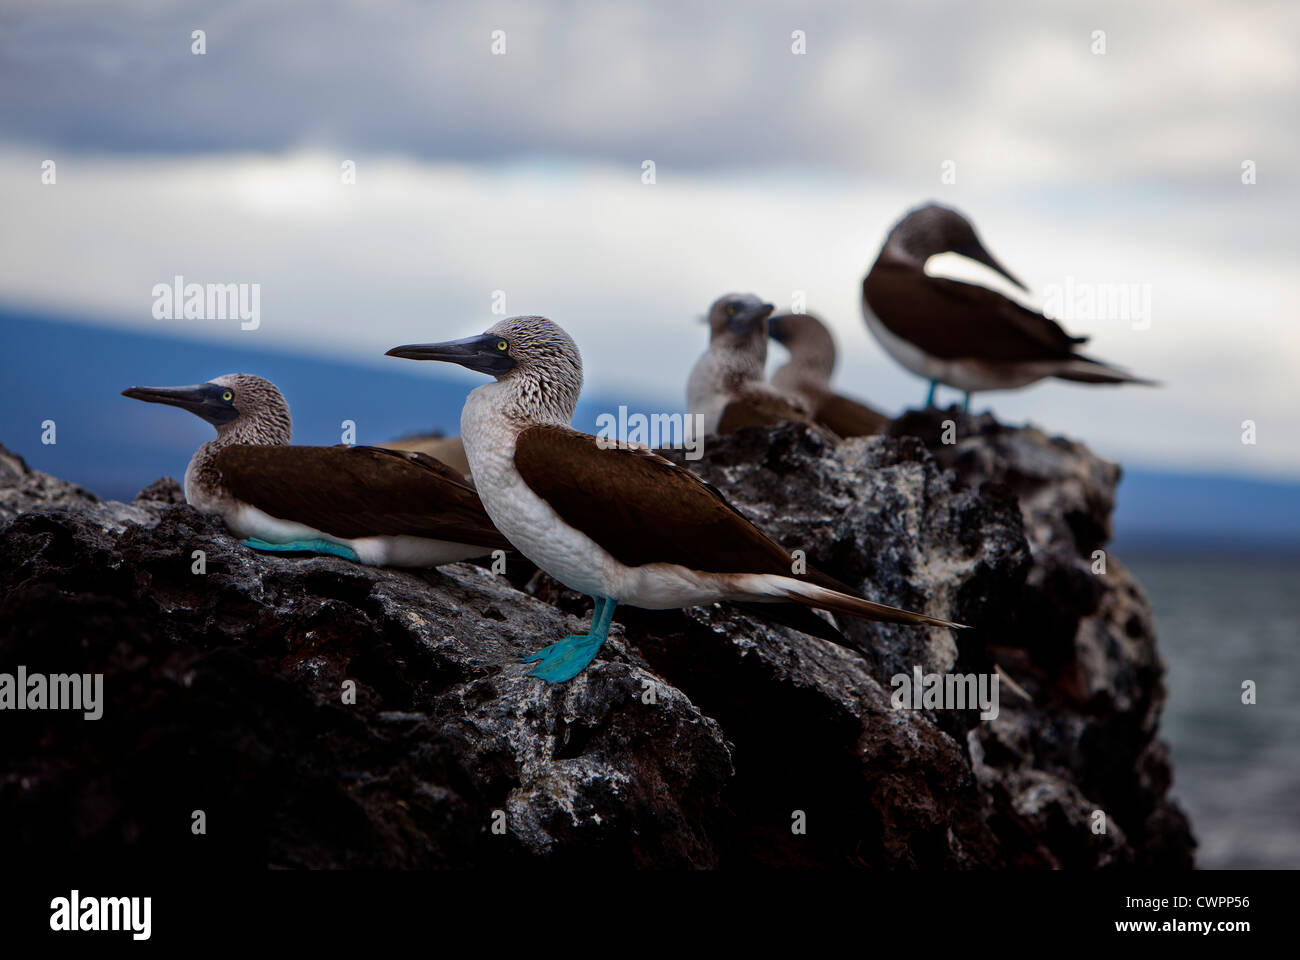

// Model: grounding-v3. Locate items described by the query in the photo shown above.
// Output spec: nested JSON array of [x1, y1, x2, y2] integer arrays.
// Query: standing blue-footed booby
[[768, 312, 890, 437], [863, 203, 1156, 410], [686, 293, 827, 437], [121, 374, 510, 566], [387, 317, 966, 683]]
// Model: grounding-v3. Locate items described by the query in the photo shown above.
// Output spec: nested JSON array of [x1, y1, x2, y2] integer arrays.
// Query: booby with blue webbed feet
[[387, 317, 967, 683]]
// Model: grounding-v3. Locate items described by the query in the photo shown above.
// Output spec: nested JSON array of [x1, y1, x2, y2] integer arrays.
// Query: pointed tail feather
[[1055, 356, 1160, 386], [736, 574, 968, 630]]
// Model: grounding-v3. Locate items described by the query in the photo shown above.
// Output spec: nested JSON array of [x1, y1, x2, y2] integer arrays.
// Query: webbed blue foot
[[524, 596, 617, 683], [243, 537, 360, 562], [924, 379, 938, 408], [527, 634, 607, 682], [521, 637, 572, 663]]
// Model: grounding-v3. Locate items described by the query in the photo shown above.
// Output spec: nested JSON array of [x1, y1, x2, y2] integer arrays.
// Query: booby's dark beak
[[728, 301, 775, 335], [386, 334, 517, 375], [121, 383, 239, 426], [953, 239, 1028, 292]]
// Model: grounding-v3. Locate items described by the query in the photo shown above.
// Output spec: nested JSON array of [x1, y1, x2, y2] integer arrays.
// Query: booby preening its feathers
[[768, 312, 890, 437], [863, 203, 1157, 408], [388, 315, 965, 683]]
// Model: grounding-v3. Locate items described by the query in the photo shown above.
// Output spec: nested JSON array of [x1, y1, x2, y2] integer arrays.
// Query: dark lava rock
[[0, 422, 1194, 868]]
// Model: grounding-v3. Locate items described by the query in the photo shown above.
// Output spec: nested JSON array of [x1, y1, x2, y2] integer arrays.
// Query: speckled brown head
[[121, 373, 292, 444], [704, 293, 775, 355], [387, 315, 584, 423]]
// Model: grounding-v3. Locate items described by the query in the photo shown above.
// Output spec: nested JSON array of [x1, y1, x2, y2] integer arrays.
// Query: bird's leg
[[963, 392, 972, 413], [243, 537, 360, 562], [522, 597, 606, 662], [525, 596, 618, 683], [924, 380, 938, 408]]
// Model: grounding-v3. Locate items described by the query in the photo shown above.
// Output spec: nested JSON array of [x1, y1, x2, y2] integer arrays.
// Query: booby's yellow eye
[[497, 340, 508, 351], [221, 390, 233, 401], [726, 304, 738, 317]]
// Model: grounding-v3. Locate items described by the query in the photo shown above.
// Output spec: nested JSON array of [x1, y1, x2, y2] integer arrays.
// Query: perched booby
[[379, 433, 471, 479], [686, 293, 826, 436], [121, 374, 510, 566], [862, 203, 1156, 410], [387, 316, 966, 683], [768, 312, 890, 437]]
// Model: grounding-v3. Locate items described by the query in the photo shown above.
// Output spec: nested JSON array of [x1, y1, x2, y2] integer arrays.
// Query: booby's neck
[[878, 231, 936, 270], [689, 335, 766, 398], [185, 415, 292, 509], [771, 319, 836, 400], [460, 368, 580, 478], [481, 366, 580, 428], [719, 336, 767, 387], [771, 351, 834, 402]]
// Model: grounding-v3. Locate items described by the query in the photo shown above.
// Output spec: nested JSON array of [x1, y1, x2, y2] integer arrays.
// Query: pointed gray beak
[[386, 334, 517, 375], [121, 383, 239, 426], [954, 239, 1028, 292]]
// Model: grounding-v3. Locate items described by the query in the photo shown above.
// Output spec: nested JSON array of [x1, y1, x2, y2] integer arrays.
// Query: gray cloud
[[1, 0, 1296, 187]]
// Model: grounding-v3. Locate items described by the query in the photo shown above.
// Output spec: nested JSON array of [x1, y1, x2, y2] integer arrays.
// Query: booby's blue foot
[[963, 392, 972, 413], [525, 596, 617, 683], [243, 537, 360, 562], [521, 637, 569, 663], [527, 634, 607, 682], [924, 380, 938, 408]]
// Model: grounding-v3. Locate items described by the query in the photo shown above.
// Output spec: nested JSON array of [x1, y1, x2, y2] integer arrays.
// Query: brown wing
[[718, 389, 840, 444], [514, 424, 815, 576], [213, 445, 511, 548], [717, 392, 809, 434], [814, 392, 889, 437], [863, 261, 1086, 363]]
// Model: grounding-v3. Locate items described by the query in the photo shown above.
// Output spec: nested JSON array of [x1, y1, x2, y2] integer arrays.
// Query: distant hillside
[[3, 308, 1299, 554], [1113, 469, 1300, 556]]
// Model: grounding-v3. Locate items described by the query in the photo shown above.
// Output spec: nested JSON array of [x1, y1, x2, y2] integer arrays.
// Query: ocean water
[[1124, 550, 1300, 870]]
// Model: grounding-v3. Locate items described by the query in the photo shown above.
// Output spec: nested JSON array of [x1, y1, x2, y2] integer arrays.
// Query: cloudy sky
[[2, 0, 1297, 476]]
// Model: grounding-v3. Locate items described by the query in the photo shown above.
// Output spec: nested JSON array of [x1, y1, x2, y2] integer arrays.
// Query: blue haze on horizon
[[2, 309, 1297, 554]]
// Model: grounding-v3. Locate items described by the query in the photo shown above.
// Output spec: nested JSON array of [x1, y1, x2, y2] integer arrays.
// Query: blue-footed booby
[[686, 293, 827, 437], [387, 316, 966, 683], [768, 312, 890, 437], [863, 203, 1157, 410], [121, 374, 510, 566]]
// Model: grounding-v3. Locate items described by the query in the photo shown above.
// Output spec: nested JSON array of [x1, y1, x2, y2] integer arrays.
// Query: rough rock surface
[[0, 419, 1195, 868]]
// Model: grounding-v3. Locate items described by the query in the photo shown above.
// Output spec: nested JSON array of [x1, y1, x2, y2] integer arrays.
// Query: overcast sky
[[2, 0, 1297, 476]]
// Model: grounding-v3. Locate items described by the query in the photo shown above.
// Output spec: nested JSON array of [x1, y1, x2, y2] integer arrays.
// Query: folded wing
[[864, 263, 1086, 363], [213, 445, 511, 548]]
